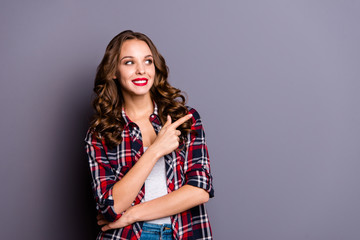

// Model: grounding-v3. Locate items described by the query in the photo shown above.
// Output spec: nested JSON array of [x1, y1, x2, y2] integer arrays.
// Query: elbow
[[99, 205, 121, 222], [199, 189, 210, 204], [113, 200, 131, 217], [186, 185, 210, 205], [97, 200, 121, 222], [185, 182, 211, 204]]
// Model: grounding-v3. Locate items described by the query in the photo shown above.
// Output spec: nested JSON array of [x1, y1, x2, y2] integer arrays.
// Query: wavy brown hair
[[90, 30, 192, 148]]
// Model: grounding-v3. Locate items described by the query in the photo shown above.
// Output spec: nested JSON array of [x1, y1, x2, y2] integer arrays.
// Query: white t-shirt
[[143, 147, 171, 224]]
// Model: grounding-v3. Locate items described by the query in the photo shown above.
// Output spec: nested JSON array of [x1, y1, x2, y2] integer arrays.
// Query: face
[[115, 39, 155, 99]]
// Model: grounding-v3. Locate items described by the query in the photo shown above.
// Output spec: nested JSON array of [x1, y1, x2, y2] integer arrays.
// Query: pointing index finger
[[170, 114, 193, 129]]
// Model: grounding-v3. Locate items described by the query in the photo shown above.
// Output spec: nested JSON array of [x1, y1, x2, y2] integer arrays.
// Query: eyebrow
[[120, 55, 153, 61]]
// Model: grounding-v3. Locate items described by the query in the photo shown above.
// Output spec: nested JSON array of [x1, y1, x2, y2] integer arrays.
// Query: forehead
[[120, 39, 152, 57]]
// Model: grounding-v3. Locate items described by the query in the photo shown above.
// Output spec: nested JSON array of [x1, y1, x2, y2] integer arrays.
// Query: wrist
[[146, 145, 162, 160], [126, 204, 141, 223]]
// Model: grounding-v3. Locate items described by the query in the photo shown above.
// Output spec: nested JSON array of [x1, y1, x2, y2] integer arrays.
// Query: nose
[[136, 63, 145, 75]]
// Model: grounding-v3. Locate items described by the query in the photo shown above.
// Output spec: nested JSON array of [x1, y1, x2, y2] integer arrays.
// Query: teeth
[[133, 80, 146, 83]]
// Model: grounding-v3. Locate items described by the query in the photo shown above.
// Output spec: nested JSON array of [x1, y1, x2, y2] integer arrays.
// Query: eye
[[145, 59, 153, 64], [124, 61, 133, 65]]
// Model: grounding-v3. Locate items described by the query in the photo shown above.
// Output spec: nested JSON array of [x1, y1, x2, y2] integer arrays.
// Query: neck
[[123, 94, 154, 120]]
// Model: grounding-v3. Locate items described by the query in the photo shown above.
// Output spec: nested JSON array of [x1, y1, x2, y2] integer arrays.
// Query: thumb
[[163, 115, 172, 127], [101, 223, 111, 232]]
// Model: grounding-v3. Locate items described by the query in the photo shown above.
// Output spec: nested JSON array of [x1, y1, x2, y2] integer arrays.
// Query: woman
[[85, 30, 214, 240]]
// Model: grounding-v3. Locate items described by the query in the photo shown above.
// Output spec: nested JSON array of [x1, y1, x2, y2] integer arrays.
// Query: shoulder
[[84, 128, 93, 144], [84, 128, 102, 146], [186, 106, 205, 129], [186, 106, 202, 122]]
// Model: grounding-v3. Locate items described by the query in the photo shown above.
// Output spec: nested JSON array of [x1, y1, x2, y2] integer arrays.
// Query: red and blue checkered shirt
[[85, 105, 214, 240]]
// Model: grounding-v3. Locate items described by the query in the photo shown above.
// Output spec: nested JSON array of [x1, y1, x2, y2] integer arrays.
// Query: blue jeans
[[140, 222, 173, 240]]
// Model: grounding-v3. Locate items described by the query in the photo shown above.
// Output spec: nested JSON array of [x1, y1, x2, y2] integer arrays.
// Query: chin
[[121, 83, 153, 98], [133, 86, 153, 95], [129, 89, 152, 97]]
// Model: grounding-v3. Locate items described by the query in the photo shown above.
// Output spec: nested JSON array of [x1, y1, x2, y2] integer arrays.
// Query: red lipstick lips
[[132, 78, 148, 86]]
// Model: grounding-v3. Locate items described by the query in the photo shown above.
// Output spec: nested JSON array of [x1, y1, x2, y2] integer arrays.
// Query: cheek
[[148, 66, 156, 77], [118, 67, 133, 80]]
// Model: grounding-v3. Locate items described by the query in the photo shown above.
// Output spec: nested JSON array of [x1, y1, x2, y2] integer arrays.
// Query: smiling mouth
[[132, 78, 148, 86]]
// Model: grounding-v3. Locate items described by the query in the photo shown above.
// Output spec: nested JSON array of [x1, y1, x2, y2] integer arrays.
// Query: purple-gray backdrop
[[1, 1, 360, 239]]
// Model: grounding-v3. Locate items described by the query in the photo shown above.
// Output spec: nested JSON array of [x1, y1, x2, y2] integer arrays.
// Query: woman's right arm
[[85, 114, 192, 221], [111, 114, 192, 215], [110, 146, 161, 215]]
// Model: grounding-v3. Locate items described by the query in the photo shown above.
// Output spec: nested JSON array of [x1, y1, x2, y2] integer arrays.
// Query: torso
[[133, 112, 172, 224], [132, 115, 157, 147]]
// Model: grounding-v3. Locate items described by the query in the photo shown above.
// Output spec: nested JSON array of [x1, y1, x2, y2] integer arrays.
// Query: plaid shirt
[[84, 105, 214, 240]]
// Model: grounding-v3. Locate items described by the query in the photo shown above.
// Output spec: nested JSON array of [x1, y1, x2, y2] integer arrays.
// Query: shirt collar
[[121, 102, 160, 127]]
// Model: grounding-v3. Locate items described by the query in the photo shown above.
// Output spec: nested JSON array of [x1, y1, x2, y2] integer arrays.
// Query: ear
[[112, 76, 117, 80]]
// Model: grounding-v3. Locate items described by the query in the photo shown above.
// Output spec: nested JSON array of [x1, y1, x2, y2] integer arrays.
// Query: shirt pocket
[[107, 148, 133, 180]]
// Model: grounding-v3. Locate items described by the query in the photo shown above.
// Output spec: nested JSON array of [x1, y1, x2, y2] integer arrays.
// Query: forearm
[[128, 185, 209, 222], [112, 147, 161, 214], [109, 114, 193, 217]]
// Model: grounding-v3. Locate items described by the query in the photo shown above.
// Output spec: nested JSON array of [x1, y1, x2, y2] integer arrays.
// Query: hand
[[149, 114, 192, 157], [97, 209, 136, 232]]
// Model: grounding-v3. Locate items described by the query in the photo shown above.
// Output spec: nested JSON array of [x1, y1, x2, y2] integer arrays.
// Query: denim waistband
[[142, 222, 172, 233]]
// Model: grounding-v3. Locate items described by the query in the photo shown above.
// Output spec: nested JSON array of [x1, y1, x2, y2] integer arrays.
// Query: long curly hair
[[90, 30, 192, 148]]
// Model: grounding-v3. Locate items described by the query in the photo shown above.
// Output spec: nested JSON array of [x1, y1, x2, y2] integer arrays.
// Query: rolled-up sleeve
[[185, 108, 214, 198], [84, 130, 121, 222]]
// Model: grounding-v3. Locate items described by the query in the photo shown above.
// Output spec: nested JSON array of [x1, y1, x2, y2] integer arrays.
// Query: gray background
[[1, 0, 359, 239]]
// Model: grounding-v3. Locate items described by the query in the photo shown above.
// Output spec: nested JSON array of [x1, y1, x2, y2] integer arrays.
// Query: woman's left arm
[[98, 184, 209, 231]]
